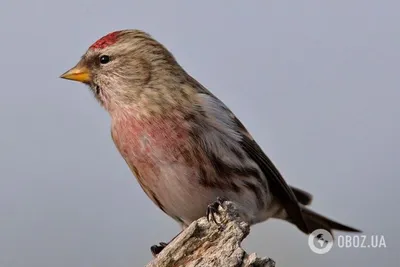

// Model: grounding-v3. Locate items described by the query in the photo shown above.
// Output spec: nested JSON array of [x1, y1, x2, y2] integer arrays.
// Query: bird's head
[[60, 30, 187, 113]]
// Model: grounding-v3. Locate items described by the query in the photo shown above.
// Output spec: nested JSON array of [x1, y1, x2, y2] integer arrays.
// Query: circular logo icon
[[308, 229, 334, 254]]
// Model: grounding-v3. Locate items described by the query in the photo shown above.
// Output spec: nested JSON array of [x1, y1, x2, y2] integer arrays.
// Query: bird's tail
[[300, 207, 361, 235]]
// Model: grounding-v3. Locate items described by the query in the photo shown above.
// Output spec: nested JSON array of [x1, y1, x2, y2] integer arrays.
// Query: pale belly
[[138, 161, 221, 225], [111, 116, 273, 226], [135, 159, 271, 226]]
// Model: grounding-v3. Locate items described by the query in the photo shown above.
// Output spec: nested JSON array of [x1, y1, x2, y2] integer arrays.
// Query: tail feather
[[300, 207, 361, 235], [290, 186, 313, 206]]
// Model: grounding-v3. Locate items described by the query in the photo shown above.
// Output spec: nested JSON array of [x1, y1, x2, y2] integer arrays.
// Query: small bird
[[60, 29, 360, 254]]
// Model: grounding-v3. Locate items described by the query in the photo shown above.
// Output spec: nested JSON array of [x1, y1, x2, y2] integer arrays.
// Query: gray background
[[0, 0, 398, 266]]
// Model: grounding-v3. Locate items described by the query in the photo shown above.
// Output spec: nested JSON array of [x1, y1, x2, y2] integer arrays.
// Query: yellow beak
[[60, 65, 91, 83]]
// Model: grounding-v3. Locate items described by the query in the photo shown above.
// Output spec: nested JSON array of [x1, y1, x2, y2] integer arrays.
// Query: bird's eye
[[99, 55, 110, 64]]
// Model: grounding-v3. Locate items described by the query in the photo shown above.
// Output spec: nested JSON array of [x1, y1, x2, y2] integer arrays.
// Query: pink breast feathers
[[112, 115, 192, 166]]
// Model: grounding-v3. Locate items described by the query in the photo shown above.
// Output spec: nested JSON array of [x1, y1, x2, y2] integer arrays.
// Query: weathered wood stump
[[146, 201, 275, 267]]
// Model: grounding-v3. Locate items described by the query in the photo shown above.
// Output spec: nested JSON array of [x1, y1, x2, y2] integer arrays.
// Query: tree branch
[[146, 201, 275, 267]]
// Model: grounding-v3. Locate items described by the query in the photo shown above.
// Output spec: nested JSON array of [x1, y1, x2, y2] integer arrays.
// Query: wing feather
[[197, 92, 308, 232]]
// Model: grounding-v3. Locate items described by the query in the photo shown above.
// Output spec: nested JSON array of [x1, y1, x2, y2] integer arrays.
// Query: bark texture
[[146, 201, 275, 267]]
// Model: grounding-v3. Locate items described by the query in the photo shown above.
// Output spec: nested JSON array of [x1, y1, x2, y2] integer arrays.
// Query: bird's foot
[[150, 230, 184, 257], [206, 197, 228, 230], [150, 242, 168, 257]]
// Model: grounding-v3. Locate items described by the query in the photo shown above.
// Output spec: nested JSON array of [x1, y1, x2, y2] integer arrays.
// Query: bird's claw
[[206, 197, 227, 230], [150, 242, 168, 257]]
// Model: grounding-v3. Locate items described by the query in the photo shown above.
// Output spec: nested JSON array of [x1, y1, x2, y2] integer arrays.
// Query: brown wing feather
[[195, 91, 310, 232], [290, 186, 313, 206], [235, 118, 309, 233]]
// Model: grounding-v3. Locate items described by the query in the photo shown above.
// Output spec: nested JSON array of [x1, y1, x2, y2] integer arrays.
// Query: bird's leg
[[150, 230, 183, 257], [151, 197, 228, 256], [206, 196, 228, 230], [150, 242, 168, 257]]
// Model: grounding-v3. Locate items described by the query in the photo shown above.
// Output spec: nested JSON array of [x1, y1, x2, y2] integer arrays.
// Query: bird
[[60, 29, 360, 254]]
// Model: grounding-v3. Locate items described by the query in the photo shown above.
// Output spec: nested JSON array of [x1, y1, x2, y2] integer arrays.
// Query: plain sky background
[[0, 1, 399, 266]]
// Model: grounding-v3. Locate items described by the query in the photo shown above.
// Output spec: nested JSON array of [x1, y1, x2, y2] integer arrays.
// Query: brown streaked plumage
[[60, 29, 360, 254]]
